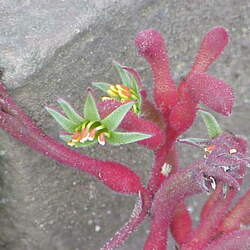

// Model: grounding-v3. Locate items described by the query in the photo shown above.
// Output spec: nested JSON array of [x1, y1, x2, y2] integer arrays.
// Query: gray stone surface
[[0, 0, 249, 249]]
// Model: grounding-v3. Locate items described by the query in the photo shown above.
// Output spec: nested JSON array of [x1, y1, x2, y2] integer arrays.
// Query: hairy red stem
[[144, 165, 203, 250]]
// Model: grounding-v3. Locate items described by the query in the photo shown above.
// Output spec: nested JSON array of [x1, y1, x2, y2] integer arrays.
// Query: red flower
[[135, 27, 233, 137]]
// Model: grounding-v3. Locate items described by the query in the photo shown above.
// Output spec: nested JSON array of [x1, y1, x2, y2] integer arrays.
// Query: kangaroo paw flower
[[46, 91, 151, 147]]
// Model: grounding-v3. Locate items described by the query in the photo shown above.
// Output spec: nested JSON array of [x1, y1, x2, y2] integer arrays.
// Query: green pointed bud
[[178, 137, 209, 148], [113, 61, 133, 89], [101, 102, 134, 130], [57, 98, 84, 124], [46, 107, 77, 132], [84, 91, 101, 121], [92, 82, 112, 93]]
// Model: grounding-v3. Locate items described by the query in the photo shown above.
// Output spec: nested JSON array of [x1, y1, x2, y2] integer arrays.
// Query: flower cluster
[[46, 91, 150, 147], [0, 26, 249, 250], [67, 120, 109, 146], [93, 62, 142, 114]]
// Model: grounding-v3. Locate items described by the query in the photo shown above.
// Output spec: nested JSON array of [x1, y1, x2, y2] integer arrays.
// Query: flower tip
[[56, 97, 65, 104], [135, 29, 165, 56], [87, 87, 93, 94], [45, 105, 56, 112], [112, 59, 121, 67], [205, 26, 229, 54], [210, 26, 228, 40], [220, 92, 234, 116]]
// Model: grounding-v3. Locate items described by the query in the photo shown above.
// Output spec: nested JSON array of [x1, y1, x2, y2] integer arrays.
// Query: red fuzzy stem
[[147, 143, 169, 193], [0, 84, 45, 135], [218, 189, 250, 233], [0, 110, 99, 175], [181, 188, 237, 250], [147, 133, 177, 193], [135, 29, 178, 118], [203, 229, 250, 250], [144, 166, 203, 250], [166, 142, 193, 246]]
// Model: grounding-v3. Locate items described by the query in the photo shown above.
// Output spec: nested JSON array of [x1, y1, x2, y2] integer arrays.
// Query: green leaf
[[198, 110, 223, 138], [46, 107, 77, 132], [178, 137, 209, 148], [107, 131, 152, 145], [130, 74, 139, 94], [57, 98, 84, 124], [126, 73, 142, 114], [113, 61, 133, 89], [92, 82, 112, 93], [101, 102, 134, 130], [84, 92, 100, 121]]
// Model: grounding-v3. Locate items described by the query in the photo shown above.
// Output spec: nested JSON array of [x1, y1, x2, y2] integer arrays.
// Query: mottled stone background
[[0, 0, 249, 249]]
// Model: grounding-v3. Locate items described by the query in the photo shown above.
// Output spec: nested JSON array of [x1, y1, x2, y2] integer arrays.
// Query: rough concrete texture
[[0, 0, 249, 249]]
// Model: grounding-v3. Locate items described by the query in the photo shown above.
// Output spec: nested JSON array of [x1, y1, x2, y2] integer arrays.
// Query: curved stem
[[147, 133, 177, 193], [144, 166, 203, 250]]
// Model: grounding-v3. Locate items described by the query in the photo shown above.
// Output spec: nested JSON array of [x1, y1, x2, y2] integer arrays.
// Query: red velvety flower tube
[[189, 26, 228, 75], [170, 202, 192, 245], [144, 166, 203, 249], [187, 73, 234, 116], [135, 29, 178, 118], [97, 161, 143, 194]]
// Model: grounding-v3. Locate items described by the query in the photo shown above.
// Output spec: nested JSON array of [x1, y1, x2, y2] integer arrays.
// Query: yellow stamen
[[88, 128, 97, 141], [118, 89, 132, 99], [72, 131, 81, 142], [79, 127, 89, 143], [97, 132, 106, 145], [204, 144, 216, 153], [107, 89, 118, 97], [67, 141, 76, 146], [116, 84, 130, 91]]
